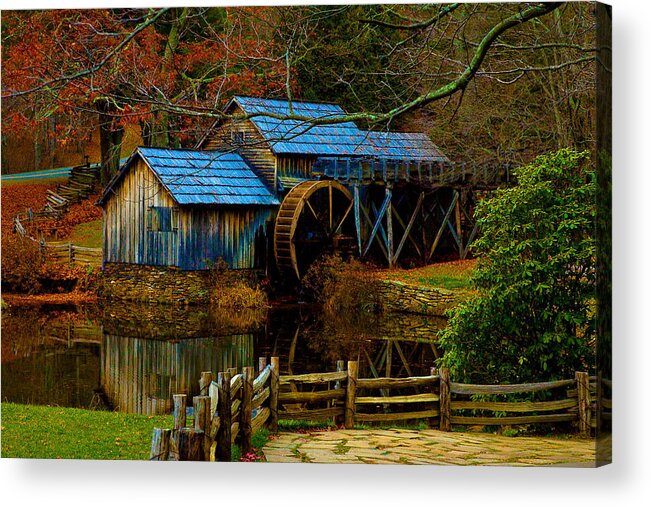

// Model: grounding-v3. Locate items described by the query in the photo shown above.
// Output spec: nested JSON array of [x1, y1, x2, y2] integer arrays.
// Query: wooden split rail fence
[[150, 357, 279, 461], [13, 162, 99, 240], [45, 242, 102, 265], [151, 359, 611, 461]]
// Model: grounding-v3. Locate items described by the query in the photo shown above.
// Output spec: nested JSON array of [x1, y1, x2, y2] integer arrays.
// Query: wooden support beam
[[428, 191, 459, 261], [439, 204, 462, 250], [362, 191, 391, 258], [333, 200, 354, 236], [353, 185, 362, 255], [393, 192, 424, 265], [455, 195, 463, 258], [386, 187, 394, 266]]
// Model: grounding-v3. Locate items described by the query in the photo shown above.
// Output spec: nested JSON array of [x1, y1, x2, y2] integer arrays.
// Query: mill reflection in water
[[2, 302, 444, 414]]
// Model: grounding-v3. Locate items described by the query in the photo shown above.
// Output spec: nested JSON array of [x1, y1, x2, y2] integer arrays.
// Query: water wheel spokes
[[274, 179, 355, 279]]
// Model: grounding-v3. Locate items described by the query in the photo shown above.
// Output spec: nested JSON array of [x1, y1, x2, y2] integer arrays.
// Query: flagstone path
[[262, 428, 602, 466]]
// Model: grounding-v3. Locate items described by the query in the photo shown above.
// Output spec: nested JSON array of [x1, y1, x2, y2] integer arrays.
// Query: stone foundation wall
[[101, 263, 213, 304], [377, 280, 465, 316]]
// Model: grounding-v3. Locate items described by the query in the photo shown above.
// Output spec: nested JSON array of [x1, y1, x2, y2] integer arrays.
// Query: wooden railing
[[150, 358, 611, 461], [45, 242, 102, 265]]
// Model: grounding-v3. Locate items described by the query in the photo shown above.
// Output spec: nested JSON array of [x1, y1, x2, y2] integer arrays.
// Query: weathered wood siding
[[178, 207, 273, 270], [201, 105, 277, 189], [103, 158, 274, 270], [276, 155, 317, 179], [103, 158, 178, 266], [101, 333, 254, 414]]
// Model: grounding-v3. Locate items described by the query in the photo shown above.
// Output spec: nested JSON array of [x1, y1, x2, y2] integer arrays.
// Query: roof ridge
[[233, 95, 347, 108]]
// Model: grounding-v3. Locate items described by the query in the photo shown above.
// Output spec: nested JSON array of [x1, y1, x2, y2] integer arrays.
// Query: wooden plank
[[252, 386, 270, 410], [451, 379, 574, 395], [251, 407, 270, 434], [356, 393, 439, 404], [450, 414, 575, 425], [230, 373, 243, 394], [253, 365, 270, 393], [357, 375, 438, 390], [280, 371, 348, 384], [279, 407, 343, 421], [355, 409, 440, 423], [279, 389, 345, 404], [451, 398, 577, 413]]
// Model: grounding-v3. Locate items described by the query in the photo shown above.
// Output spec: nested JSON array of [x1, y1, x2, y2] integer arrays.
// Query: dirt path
[[262, 428, 600, 466]]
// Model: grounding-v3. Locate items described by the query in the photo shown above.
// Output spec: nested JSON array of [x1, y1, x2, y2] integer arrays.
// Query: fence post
[[173, 394, 187, 429], [270, 357, 280, 433], [439, 367, 451, 431], [68, 242, 73, 263], [199, 371, 213, 396], [334, 360, 345, 425], [241, 366, 254, 455], [216, 371, 232, 461], [193, 395, 212, 460], [345, 360, 358, 429], [150, 428, 171, 461], [575, 371, 590, 435], [430, 367, 439, 428], [175, 427, 204, 461], [258, 356, 267, 376]]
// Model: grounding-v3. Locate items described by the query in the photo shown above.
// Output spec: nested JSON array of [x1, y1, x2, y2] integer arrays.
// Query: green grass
[[68, 219, 102, 248], [1, 403, 173, 460], [378, 260, 477, 291], [278, 419, 334, 431]]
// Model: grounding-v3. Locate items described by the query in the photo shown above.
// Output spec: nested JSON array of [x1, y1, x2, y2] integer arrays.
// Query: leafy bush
[[1, 233, 46, 293], [208, 258, 268, 309], [302, 253, 381, 312], [438, 149, 596, 383]]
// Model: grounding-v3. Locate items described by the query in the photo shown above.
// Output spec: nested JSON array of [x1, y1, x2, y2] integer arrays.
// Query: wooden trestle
[[274, 159, 508, 277]]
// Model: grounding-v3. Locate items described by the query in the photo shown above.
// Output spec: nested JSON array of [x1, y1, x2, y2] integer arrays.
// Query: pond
[[1, 301, 445, 414]]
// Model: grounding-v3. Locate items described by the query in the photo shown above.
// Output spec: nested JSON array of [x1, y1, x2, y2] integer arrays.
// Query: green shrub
[[439, 149, 596, 384]]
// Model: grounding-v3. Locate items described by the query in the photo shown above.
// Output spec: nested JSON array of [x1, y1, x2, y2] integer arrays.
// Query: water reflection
[[2, 301, 444, 414]]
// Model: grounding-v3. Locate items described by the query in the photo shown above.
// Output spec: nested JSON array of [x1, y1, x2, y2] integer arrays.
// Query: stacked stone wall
[[377, 280, 466, 316], [101, 263, 213, 304]]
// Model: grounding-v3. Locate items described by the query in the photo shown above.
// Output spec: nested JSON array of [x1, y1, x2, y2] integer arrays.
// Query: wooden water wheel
[[274, 179, 355, 279]]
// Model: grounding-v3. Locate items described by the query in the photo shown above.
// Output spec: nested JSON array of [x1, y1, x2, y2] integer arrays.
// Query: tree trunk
[[96, 99, 125, 186]]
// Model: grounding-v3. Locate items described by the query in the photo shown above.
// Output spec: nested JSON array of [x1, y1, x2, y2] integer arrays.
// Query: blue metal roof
[[99, 147, 279, 206], [232, 96, 448, 161], [364, 131, 447, 161]]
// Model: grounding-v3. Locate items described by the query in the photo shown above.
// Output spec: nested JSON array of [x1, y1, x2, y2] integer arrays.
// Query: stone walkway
[[262, 429, 599, 466]]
